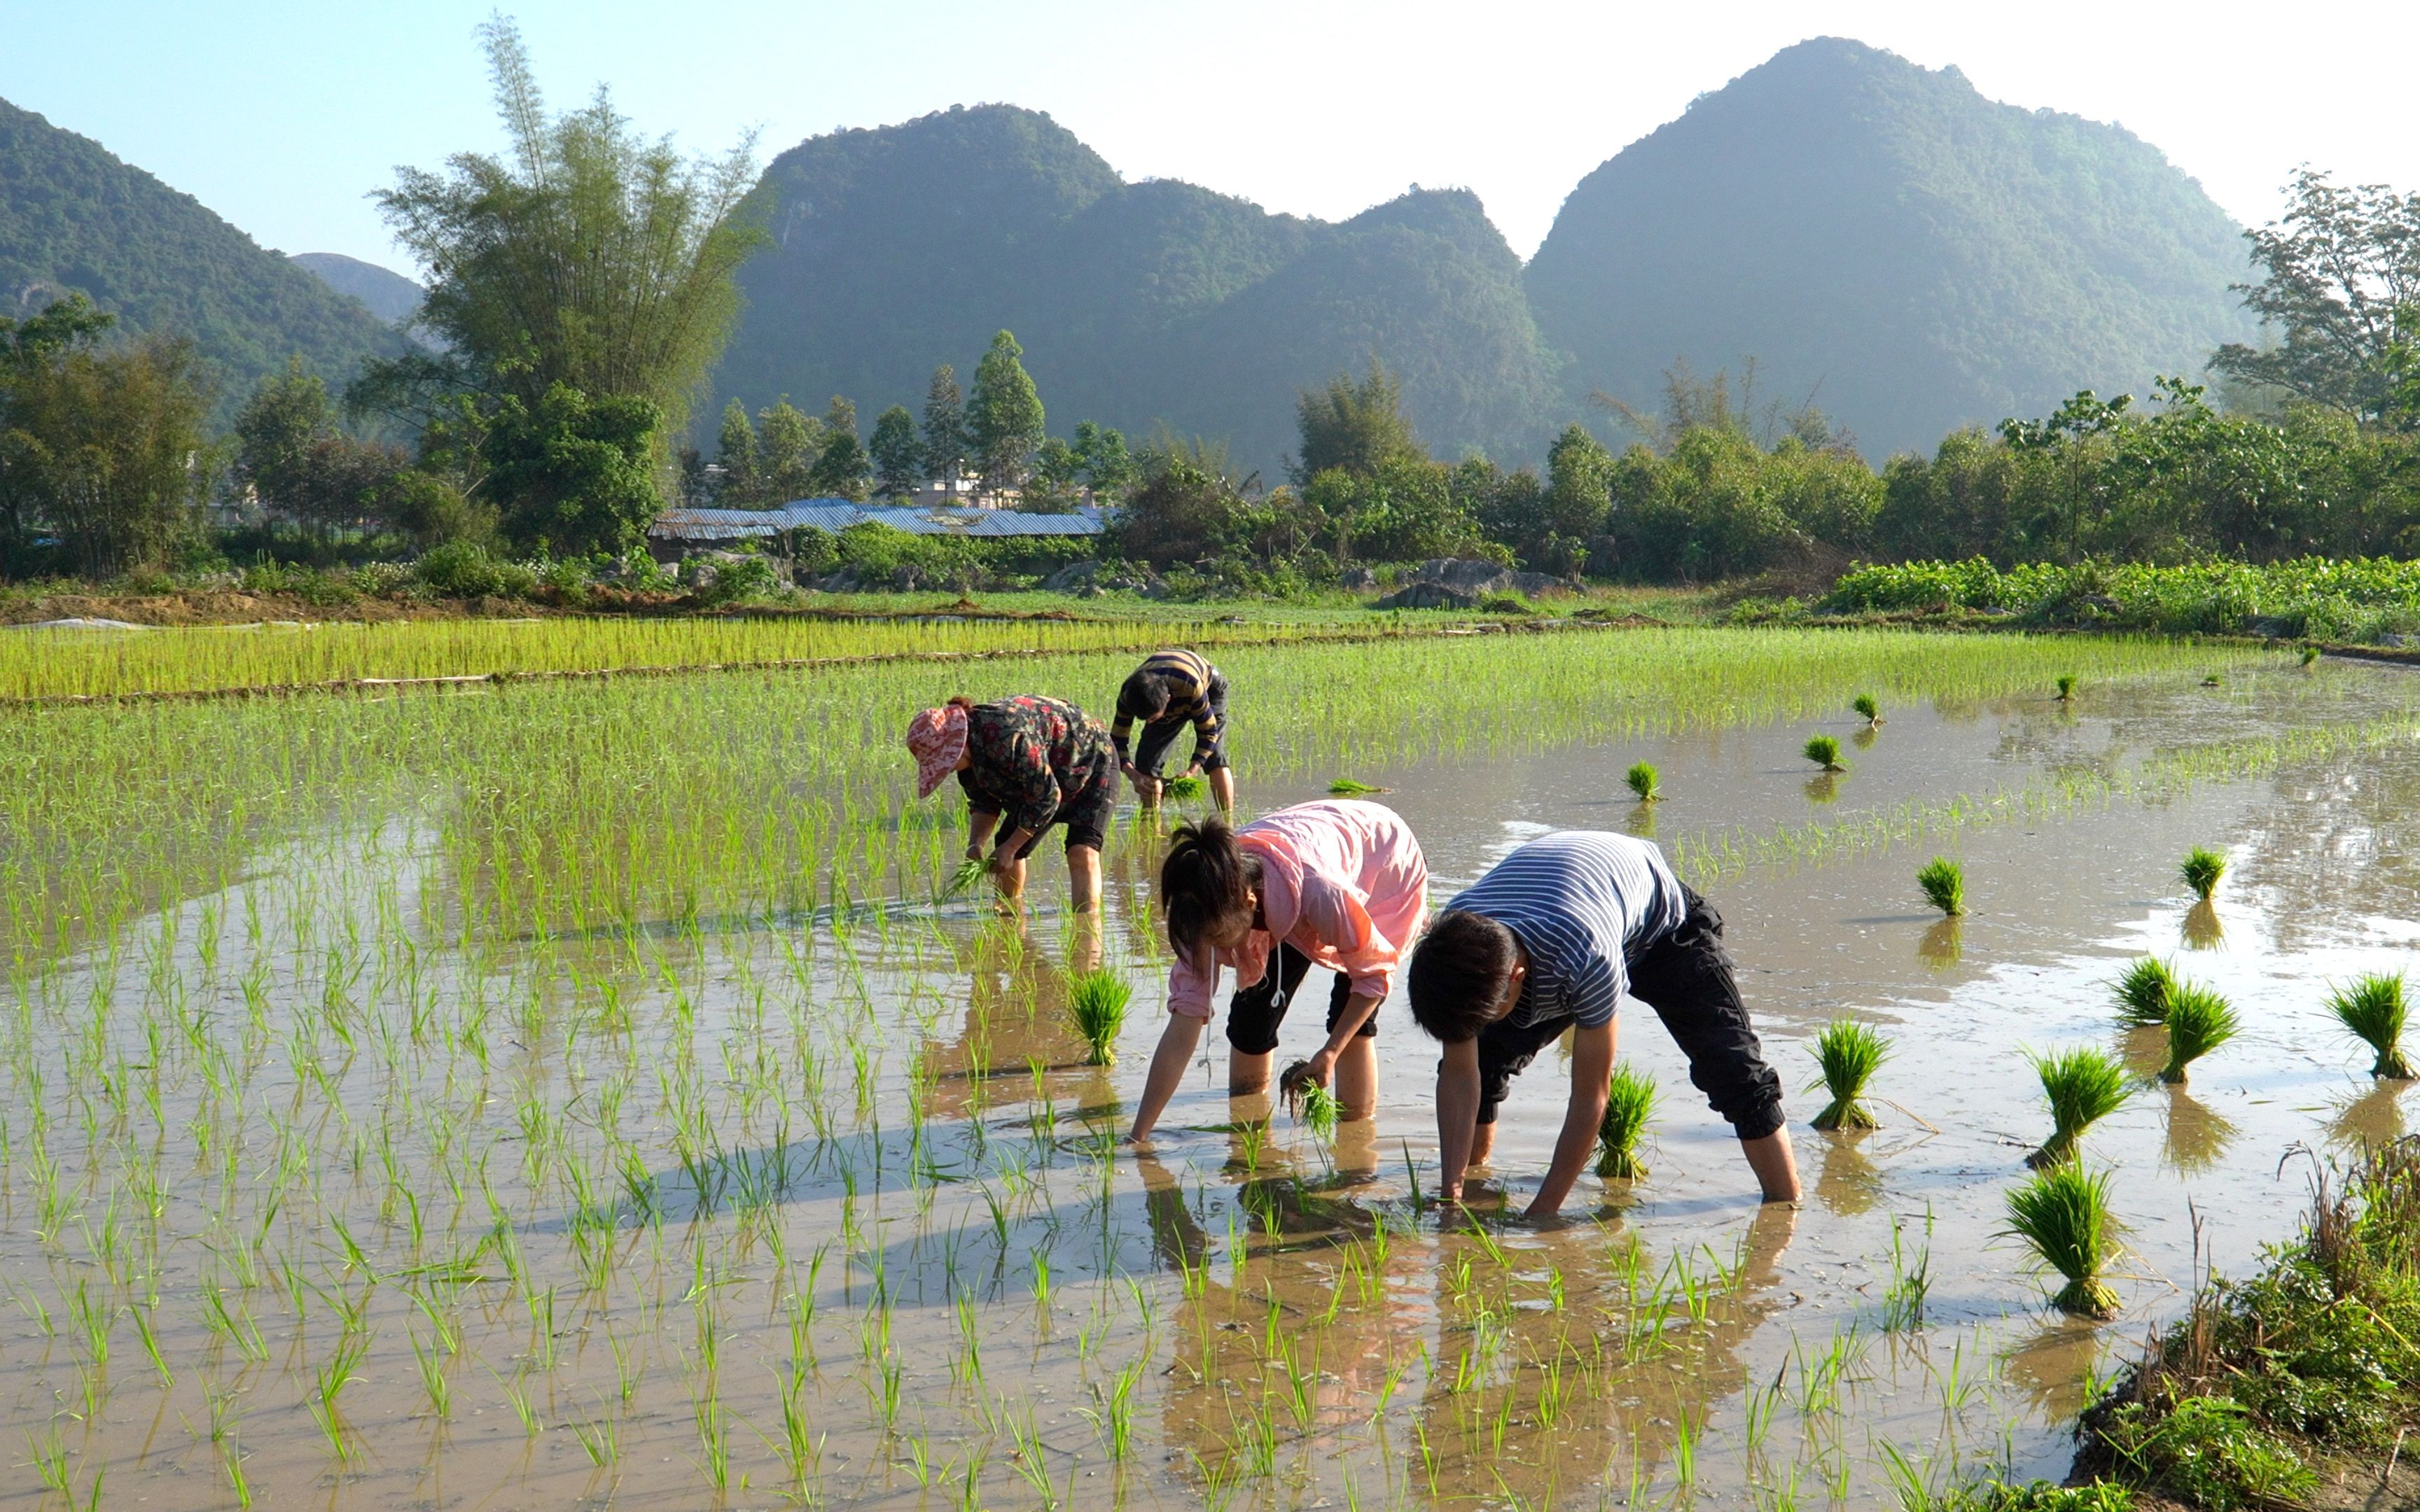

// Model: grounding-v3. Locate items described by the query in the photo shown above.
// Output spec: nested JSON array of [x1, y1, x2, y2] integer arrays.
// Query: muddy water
[[6, 659, 2419, 1510]]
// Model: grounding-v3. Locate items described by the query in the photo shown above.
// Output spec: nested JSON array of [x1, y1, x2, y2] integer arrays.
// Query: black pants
[[1225, 941, 1368, 1055], [1470, 886, 1786, 1140]]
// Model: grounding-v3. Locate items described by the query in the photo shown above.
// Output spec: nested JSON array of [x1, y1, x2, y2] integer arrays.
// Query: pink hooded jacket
[[1166, 799, 1429, 1020]]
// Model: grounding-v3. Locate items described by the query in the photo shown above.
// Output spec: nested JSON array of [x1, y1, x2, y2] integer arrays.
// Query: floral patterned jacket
[[957, 696, 1110, 836]]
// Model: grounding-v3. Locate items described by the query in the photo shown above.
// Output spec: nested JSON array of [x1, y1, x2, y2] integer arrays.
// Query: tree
[[922, 365, 968, 498], [1071, 419, 1134, 500], [2212, 170, 2420, 426], [0, 330, 216, 575], [811, 395, 870, 501], [968, 330, 1044, 500], [1543, 423, 1616, 568], [365, 18, 762, 468], [868, 405, 924, 497], [756, 399, 824, 503], [481, 382, 662, 555], [714, 398, 760, 505], [1293, 362, 1423, 482], [232, 358, 335, 519], [0, 295, 117, 557]]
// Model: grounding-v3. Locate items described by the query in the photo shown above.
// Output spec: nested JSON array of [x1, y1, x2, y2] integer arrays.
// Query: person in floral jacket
[[905, 695, 1115, 911]]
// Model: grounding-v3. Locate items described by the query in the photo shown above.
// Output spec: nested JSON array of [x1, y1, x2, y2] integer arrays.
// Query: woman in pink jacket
[[1127, 800, 1428, 1142]]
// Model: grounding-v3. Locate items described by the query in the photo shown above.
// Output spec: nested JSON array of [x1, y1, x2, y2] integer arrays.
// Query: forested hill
[[0, 96, 406, 410], [1525, 37, 2255, 458], [714, 104, 1561, 478], [291, 253, 424, 325]]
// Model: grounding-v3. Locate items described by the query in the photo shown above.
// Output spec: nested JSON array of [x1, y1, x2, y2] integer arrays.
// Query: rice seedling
[[1328, 777, 1384, 795], [1283, 1072, 1340, 1139], [2001, 1162, 2123, 1317], [1618, 761, 1660, 804], [2179, 846, 2227, 902], [2160, 982, 2239, 1084], [2025, 1046, 2134, 1168], [2056, 674, 2076, 701], [1807, 1019, 1889, 1130], [2113, 957, 2177, 1028], [1851, 692, 1882, 725], [1917, 856, 1965, 916], [2325, 972, 2416, 1079], [1802, 734, 1847, 771], [2301, 645, 2321, 666], [1065, 967, 1131, 1066], [1164, 774, 1206, 802], [1594, 1064, 1656, 1179], [941, 858, 989, 899]]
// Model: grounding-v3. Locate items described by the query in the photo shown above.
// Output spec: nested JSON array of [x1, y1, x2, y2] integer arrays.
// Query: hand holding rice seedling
[[1066, 968, 1132, 1066], [1280, 1065, 1341, 1139], [1802, 734, 1847, 772], [2026, 1046, 2132, 1168], [1807, 1018, 1888, 1130], [2002, 1161, 2122, 1317], [1594, 1064, 1657, 1179], [2113, 957, 2176, 1028], [2325, 972, 2416, 1079], [1164, 774, 1206, 802], [942, 856, 990, 898], [1917, 857, 1965, 916], [1625, 761, 1660, 802], [2179, 846, 2226, 903], [2159, 981, 2238, 1084]]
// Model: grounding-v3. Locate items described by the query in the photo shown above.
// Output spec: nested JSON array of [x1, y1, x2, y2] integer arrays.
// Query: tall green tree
[[0, 328, 216, 575], [232, 360, 336, 517], [714, 398, 760, 505], [1293, 362, 1424, 482], [922, 364, 968, 498], [756, 399, 823, 503], [811, 395, 870, 500], [482, 382, 661, 554], [2212, 169, 2420, 426], [968, 331, 1044, 500], [869, 405, 924, 497], [1071, 419, 1134, 500]]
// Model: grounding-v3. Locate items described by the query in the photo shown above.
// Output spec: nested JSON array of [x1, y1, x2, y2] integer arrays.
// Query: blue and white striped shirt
[[1444, 831, 1688, 1030]]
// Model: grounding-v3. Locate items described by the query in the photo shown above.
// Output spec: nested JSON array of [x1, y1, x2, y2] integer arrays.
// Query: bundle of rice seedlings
[[1328, 777, 1383, 796], [2327, 972, 2416, 1080], [2160, 982, 2239, 1085], [2300, 645, 2321, 666], [1625, 761, 1661, 802], [942, 856, 989, 898], [1807, 1019, 1889, 1130], [1281, 1067, 1342, 1139], [1066, 968, 1133, 1067], [2026, 1046, 2133, 1168], [1164, 774, 1206, 801], [2001, 1162, 2122, 1317], [2179, 847, 2226, 903], [1595, 1064, 1657, 1179], [1851, 692, 1882, 725], [1917, 857, 1965, 916], [1803, 734, 1847, 772], [2055, 675, 2076, 701], [2112, 958, 2176, 1028]]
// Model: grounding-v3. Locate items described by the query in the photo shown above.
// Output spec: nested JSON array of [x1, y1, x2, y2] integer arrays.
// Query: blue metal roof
[[650, 499, 1104, 542]]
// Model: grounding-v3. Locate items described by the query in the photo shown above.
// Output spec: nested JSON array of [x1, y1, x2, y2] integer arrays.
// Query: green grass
[[1917, 856, 1965, 916], [2112, 958, 2176, 1028], [2325, 972, 2416, 1079], [2179, 846, 2227, 902], [2002, 1162, 2123, 1317], [2160, 983, 2239, 1084], [1807, 1019, 1889, 1131], [1625, 761, 1660, 802], [1803, 734, 1847, 771], [2026, 1046, 2133, 1168], [1066, 969, 1132, 1067], [1594, 1065, 1657, 1180]]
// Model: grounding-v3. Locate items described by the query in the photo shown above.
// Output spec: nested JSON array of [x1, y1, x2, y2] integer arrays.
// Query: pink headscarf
[[905, 704, 970, 798]]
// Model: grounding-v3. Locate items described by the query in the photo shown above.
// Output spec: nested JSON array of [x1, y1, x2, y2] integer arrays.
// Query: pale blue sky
[[6, 1, 2415, 273]]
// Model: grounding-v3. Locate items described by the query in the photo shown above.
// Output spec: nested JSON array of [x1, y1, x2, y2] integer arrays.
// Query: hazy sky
[[6, 1, 2416, 274]]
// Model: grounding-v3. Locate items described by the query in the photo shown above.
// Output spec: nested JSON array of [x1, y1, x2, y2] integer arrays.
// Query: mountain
[[715, 104, 1560, 478], [291, 252, 423, 324], [0, 96, 406, 411], [1525, 38, 2255, 458]]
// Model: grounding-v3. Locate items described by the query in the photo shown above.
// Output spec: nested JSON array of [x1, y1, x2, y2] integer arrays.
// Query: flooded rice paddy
[[3, 629, 2417, 1510]]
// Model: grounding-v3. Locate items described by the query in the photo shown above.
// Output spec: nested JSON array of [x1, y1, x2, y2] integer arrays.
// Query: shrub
[[414, 542, 538, 600], [2100, 1396, 2316, 1512]]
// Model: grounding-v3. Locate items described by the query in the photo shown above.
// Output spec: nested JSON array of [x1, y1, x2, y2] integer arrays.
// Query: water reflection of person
[[1127, 804, 1429, 1140]]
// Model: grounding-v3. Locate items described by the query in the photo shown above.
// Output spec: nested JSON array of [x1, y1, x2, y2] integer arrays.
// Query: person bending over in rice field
[[1113, 649, 1233, 813], [1407, 830, 1800, 1219], [905, 694, 1115, 913], [1126, 800, 1428, 1141]]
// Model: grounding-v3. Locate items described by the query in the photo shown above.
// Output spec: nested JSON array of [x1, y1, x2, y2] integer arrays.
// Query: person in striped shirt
[[1406, 831, 1800, 1217], [1112, 650, 1234, 813]]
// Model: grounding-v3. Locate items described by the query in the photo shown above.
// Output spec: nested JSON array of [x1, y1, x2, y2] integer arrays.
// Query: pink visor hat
[[905, 704, 970, 798]]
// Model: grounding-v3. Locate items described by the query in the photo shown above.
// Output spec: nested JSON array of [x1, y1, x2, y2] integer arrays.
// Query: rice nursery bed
[[7, 626, 2420, 1510]]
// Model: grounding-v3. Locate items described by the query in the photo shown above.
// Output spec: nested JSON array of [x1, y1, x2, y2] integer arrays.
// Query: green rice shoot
[[942, 857, 989, 898], [2055, 674, 2077, 700], [1625, 761, 1660, 802], [1163, 774, 1206, 802], [2179, 846, 2227, 902], [2113, 957, 2177, 1028], [1802, 734, 1847, 771], [1066, 968, 1133, 1066], [2026, 1046, 2134, 1168], [1807, 1018, 1889, 1130], [2001, 1161, 2123, 1317], [1595, 1064, 1657, 1179], [2160, 981, 2239, 1084], [1292, 1079, 1341, 1140], [1851, 692, 1881, 724], [1328, 777, 1384, 795], [2327, 972, 2416, 1079], [1917, 856, 1965, 916]]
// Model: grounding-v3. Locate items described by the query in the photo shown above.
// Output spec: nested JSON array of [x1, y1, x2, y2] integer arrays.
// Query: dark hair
[[1160, 818, 1262, 964], [1120, 668, 1173, 721], [1407, 911, 1522, 1044]]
